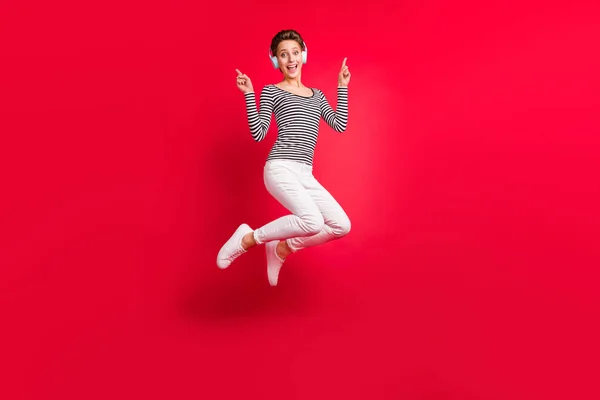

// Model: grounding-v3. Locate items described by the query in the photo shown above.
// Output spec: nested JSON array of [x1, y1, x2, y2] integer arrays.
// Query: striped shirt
[[243, 84, 348, 166]]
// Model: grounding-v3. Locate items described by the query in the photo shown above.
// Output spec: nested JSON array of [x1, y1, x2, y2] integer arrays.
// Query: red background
[[2, 1, 600, 399]]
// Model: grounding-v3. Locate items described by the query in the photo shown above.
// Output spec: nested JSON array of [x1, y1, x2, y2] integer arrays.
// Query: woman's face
[[276, 40, 303, 78]]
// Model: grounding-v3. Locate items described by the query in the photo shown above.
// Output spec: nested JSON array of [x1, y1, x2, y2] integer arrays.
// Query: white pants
[[252, 160, 351, 252]]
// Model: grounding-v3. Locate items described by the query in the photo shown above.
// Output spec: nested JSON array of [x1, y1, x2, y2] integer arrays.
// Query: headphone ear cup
[[302, 42, 308, 64], [270, 55, 278, 68]]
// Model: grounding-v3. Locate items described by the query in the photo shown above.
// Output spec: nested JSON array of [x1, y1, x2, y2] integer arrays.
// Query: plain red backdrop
[[1, 0, 600, 399]]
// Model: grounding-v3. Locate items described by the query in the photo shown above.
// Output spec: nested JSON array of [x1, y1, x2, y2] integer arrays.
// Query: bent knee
[[300, 213, 325, 235], [333, 216, 351, 237]]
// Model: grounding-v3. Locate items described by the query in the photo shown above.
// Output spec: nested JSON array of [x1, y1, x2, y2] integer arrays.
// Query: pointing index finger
[[341, 57, 347, 69], [236, 69, 242, 76]]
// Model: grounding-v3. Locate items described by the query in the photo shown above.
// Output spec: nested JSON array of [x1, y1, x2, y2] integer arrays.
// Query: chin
[[286, 70, 301, 78]]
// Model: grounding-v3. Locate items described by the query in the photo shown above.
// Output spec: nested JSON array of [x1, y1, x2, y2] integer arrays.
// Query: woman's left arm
[[319, 86, 348, 133], [320, 58, 351, 132]]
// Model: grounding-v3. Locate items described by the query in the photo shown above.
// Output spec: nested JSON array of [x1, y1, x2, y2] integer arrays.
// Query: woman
[[217, 29, 352, 286]]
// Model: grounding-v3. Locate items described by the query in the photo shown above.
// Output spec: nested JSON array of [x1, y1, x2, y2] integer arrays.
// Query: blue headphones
[[269, 42, 308, 68]]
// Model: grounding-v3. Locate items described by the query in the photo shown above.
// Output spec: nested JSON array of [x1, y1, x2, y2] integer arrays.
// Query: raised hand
[[338, 58, 351, 87], [236, 69, 254, 94]]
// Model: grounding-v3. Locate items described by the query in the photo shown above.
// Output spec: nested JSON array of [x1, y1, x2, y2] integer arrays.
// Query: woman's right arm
[[236, 70, 273, 142], [243, 87, 273, 142]]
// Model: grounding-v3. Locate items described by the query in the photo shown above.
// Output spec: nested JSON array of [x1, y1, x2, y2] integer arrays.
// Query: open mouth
[[286, 64, 297, 73]]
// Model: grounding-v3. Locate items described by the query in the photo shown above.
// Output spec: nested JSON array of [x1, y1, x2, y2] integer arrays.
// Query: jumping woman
[[217, 29, 352, 286]]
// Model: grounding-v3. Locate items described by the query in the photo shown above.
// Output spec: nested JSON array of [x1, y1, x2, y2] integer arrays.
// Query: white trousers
[[252, 160, 351, 252]]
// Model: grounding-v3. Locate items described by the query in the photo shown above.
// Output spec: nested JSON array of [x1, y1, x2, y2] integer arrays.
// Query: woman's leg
[[252, 161, 325, 244], [265, 166, 351, 286], [284, 173, 351, 253], [216, 160, 323, 270]]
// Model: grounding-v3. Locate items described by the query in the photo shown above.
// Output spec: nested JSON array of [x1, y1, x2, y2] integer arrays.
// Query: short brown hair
[[270, 29, 305, 56]]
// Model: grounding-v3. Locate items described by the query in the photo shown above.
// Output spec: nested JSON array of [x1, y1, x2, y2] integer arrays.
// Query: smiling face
[[276, 40, 303, 78]]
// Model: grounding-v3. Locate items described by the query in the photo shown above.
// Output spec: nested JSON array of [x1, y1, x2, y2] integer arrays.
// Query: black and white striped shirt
[[243, 85, 348, 166]]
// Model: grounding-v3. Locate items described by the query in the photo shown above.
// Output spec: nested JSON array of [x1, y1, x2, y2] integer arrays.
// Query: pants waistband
[[265, 159, 313, 173]]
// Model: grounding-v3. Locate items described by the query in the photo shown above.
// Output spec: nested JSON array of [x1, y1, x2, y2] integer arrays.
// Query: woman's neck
[[281, 75, 302, 87]]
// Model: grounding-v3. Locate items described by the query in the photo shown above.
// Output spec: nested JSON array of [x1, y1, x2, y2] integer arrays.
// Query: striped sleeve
[[243, 87, 274, 142], [319, 87, 348, 133]]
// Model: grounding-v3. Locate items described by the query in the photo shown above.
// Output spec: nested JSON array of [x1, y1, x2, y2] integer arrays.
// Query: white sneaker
[[266, 241, 285, 286], [217, 223, 253, 269]]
